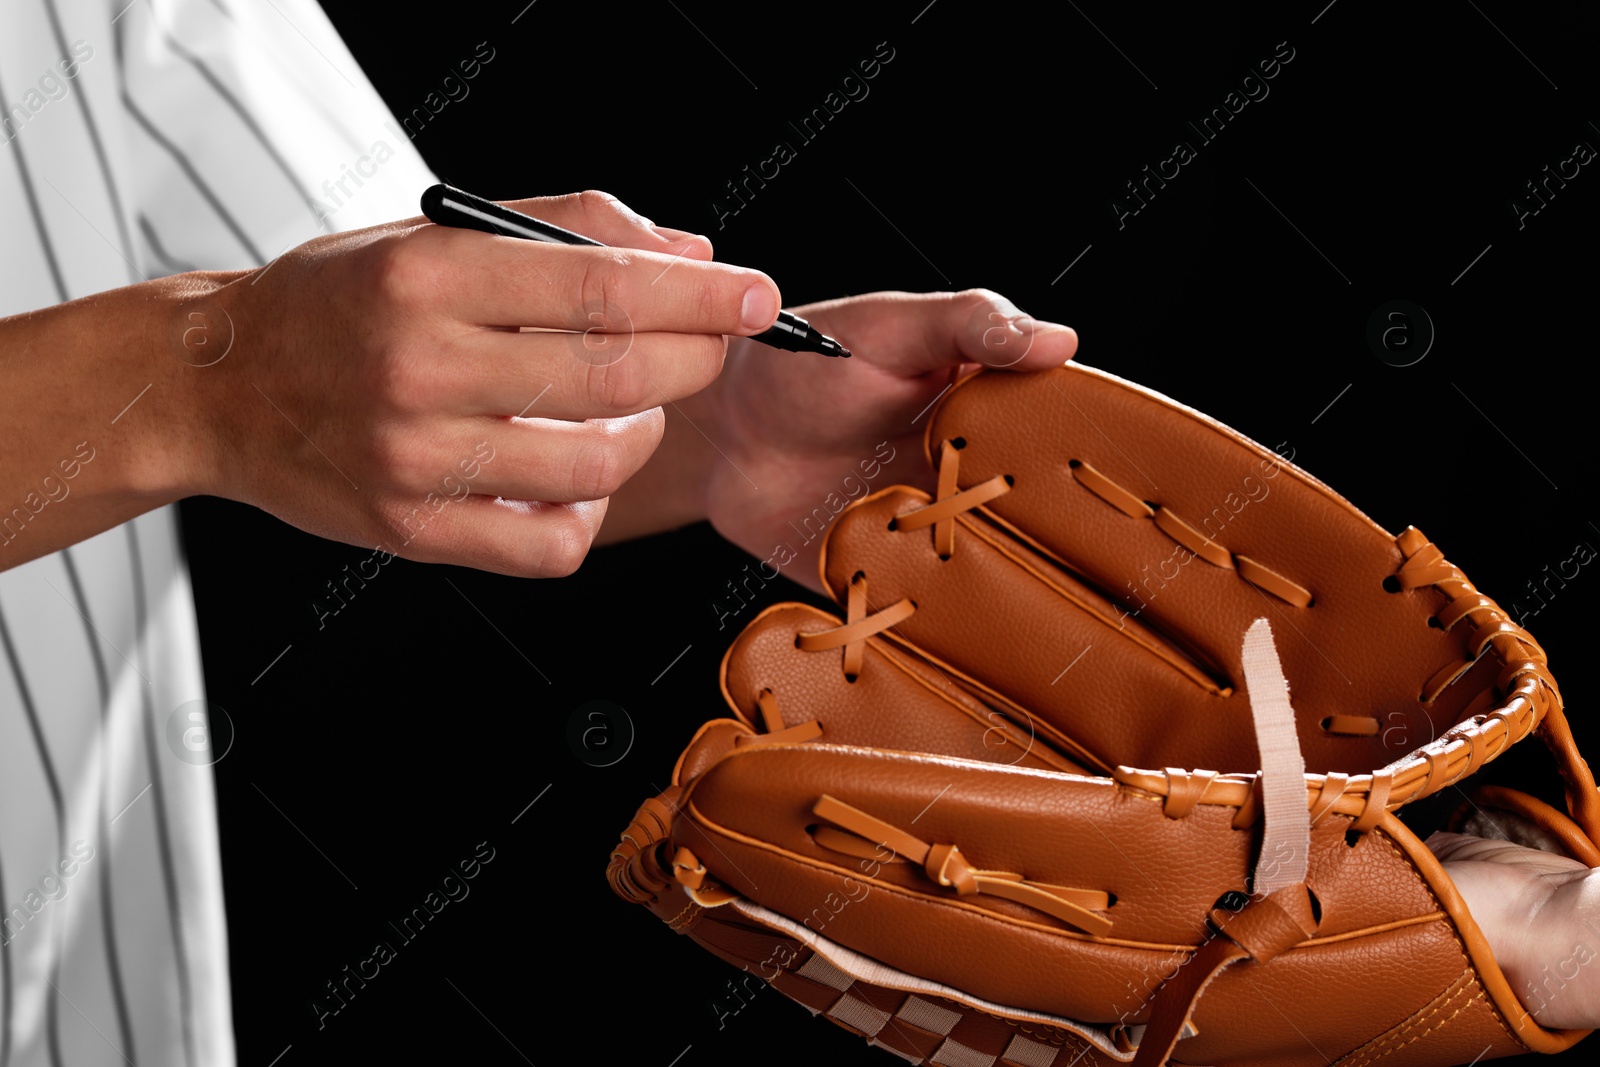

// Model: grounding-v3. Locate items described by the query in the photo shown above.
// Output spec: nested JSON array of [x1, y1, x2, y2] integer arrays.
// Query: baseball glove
[[608, 362, 1599, 1066]]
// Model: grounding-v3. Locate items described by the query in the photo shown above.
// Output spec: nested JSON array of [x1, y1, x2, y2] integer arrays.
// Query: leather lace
[[1069, 458, 1313, 607], [735, 688, 824, 746], [1386, 527, 1564, 813], [793, 439, 1003, 682], [1119, 529, 1570, 832], [892, 439, 1010, 559], [1397, 534, 1548, 704], [795, 572, 915, 679], [810, 793, 1114, 937]]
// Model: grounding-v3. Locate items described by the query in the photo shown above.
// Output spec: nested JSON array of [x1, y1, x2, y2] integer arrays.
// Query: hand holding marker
[[420, 185, 851, 359]]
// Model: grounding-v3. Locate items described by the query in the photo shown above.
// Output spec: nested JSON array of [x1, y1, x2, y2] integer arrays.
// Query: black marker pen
[[420, 184, 850, 359]]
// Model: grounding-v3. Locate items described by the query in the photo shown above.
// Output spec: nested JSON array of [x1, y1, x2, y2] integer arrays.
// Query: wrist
[[0, 269, 242, 568], [81, 268, 257, 506], [149, 269, 253, 500]]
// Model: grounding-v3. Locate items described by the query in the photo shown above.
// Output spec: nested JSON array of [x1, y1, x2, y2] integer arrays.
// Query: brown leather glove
[[610, 363, 1598, 1066]]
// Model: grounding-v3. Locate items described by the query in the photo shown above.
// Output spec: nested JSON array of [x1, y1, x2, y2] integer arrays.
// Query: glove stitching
[[1335, 970, 1481, 1067], [664, 900, 701, 932], [1358, 831, 1519, 1056]]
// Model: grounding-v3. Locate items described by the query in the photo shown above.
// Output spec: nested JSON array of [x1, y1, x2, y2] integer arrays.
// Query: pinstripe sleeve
[[1, 1, 437, 1063]]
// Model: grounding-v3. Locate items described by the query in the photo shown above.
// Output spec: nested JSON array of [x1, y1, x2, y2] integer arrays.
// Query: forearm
[[0, 272, 223, 569]]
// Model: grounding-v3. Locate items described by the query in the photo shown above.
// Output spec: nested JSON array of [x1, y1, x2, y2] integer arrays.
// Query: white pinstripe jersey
[[0, 2, 434, 1062]]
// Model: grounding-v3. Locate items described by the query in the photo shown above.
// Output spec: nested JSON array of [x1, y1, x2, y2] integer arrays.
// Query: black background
[[180, 1, 1598, 1064]]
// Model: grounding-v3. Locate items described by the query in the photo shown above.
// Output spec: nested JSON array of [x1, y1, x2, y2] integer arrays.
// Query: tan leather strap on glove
[[1130, 884, 1321, 1067]]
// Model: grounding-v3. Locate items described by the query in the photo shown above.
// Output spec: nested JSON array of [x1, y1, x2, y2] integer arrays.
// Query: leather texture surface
[[608, 363, 1598, 1066]]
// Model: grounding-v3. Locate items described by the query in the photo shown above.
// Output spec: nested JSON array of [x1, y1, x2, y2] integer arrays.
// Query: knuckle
[[958, 287, 1002, 311], [683, 332, 727, 388], [693, 274, 728, 328], [364, 422, 454, 495], [576, 259, 609, 318], [366, 425, 436, 490], [633, 406, 667, 450], [365, 423, 411, 478], [577, 188, 625, 221], [530, 515, 593, 577], [577, 253, 634, 323], [366, 340, 434, 414], [585, 358, 650, 415], [569, 431, 629, 499], [371, 495, 431, 552], [368, 237, 438, 307]]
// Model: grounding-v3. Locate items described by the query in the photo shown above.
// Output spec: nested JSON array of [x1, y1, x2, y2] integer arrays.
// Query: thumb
[[794, 289, 1077, 377], [957, 289, 1078, 372]]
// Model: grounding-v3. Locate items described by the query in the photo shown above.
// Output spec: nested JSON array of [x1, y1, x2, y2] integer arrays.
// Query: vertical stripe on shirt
[[2, 3, 438, 1065]]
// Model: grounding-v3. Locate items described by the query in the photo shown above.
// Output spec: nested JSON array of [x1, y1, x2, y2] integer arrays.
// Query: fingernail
[[741, 283, 778, 331], [654, 225, 702, 242]]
